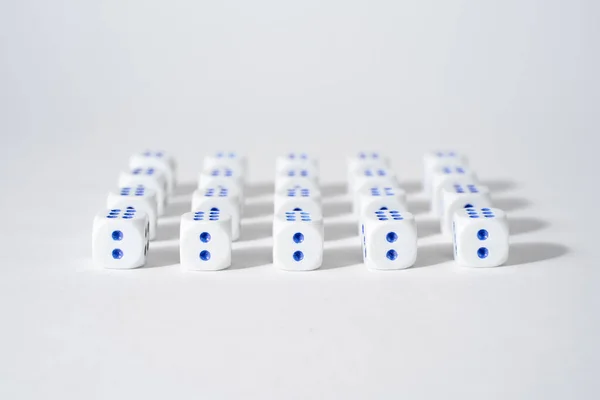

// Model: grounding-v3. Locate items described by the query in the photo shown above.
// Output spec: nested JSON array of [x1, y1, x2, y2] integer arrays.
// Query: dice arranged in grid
[[452, 207, 509, 268], [430, 165, 477, 217], [192, 186, 241, 241], [180, 210, 232, 271], [273, 211, 324, 271], [440, 183, 491, 238], [423, 151, 468, 196], [361, 209, 417, 270], [119, 167, 168, 216], [106, 186, 158, 240], [356, 186, 408, 235], [92, 208, 149, 269], [274, 186, 322, 217], [129, 151, 177, 196], [203, 151, 247, 179]]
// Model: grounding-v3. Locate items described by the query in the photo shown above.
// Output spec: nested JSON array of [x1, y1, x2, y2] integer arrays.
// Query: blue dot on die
[[386, 232, 398, 243], [112, 249, 123, 259], [386, 249, 398, 260], [199, 250, 211, 261], [293, 251, 304, 262], [477, 229, 489, 240], [210, 207, 219, 212], [293, 232, 304, 243], [469, 215, 479, 218], [112, 230, 123, 241], [477, 247, 489, 259], [199, 232, 211, 243]]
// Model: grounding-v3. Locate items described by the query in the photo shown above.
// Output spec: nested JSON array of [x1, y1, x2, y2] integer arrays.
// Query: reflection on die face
[[273, 211, 324, 271], [180, 211, 232, 271], [106, 186, 158, 240], [92, 208, 149, 269], [453, 208, 509, 268], [362, 210, 417, 270], [440, 183, 491, 237]]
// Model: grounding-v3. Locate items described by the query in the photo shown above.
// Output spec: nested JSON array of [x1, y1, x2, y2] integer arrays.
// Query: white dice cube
[[275, 153, 318, 173], [274, 186, 322, 217], [179, 210, 232, 271], [191, 187, 241, 241], [106, 186, 158, 240], [361, 209, 417, 270], [198, 167, 244, 199], [129, 151, 177, 196], [452, 207, 509, 268], [203, 151, 247, 179], [356, 186, 408, 235], [430, 165, 477, 217], [92, 208, 149, 269], [119, 168, 168, 216], [347, 153, 390, 192], [440, 183, 491, 237], [273, 211, 324, 271], [423, 151, 468, 196]]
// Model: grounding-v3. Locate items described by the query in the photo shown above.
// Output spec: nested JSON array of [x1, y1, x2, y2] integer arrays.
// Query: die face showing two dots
[[440, 183, 491, 238], [274, 186, 322, 217], [106, 186, 158, 240], [362, 210, 417, 270], [430, 165, 477, 217], [275, 153, 318, 173], [273, 211, 324, 271], [180, 211, 232, 271], [423, 151, 468, 195], [356, 186, 408, 235], [452, 207, 509, 268], [191, 187, 241, 241], [129, 151, 177, 195], [92, 208, 149, 269], [119, 168, 168, 216]]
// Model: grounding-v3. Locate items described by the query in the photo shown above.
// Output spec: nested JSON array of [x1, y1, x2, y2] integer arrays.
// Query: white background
[[0, 1, 598, 399]]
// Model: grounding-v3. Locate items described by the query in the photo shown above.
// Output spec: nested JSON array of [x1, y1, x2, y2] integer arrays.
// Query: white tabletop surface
[[0, 1, 597, 399]]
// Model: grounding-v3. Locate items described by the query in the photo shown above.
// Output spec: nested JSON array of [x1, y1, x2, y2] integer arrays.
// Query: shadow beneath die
[[412, 243, 454, 269], [321, 182, 346, 197], [244, 202, 273, 219], [402, 180, 422, 195], [417, 219, 440, 238], [163, 201, 191, 218], [321, 246, 363, 270], [493, 197, 531, 212], [407, 199, 429, 216], [144, 245, 180, 268], [230, 246, 272, 269], [239, 221, 272, 241], [154, 220, 181, 241], [245, 182, 274, 198], [505, 242, 569, 266], [323, 200, 352, 218], [326, 221, 358, 241], [509, 217, 548, 235], [174, 181, 197, 196]]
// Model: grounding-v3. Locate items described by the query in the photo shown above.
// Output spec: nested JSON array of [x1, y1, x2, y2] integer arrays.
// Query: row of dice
[[346, 153, 418, 270], [93, 151, 178, 269], [272, 153, 324, 271], [180, 152, 248, 271], [424, 151, 509, 267]]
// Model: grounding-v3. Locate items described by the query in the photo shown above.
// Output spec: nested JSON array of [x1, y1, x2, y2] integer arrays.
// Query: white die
[[361, 209, 417, 270], [129, 151, 177, 195], [430, 165, 477, 217], [191, 187, 241, 241], [203, 151, 247, 179], [198, 167, 244, 199], [452, 207, 509, 268], [423, 151, 468, 196], [273, 211, 324, 271], [274, 186, 322, 216], [179, 210, 232, 271], [106, 186, 158, 240], [440, 183, 491, 238], [119, 168, 168, 216], [92, 208, 149, 269], [274, 176, 320, 194], [275, 168, 319, 191], [275, 153, 318, 173], [347, 153, 390, 192], [356, 186, 408, 235]]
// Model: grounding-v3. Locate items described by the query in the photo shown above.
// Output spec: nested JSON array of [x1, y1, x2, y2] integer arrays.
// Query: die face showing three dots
[[452, 207, 509, 268]]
